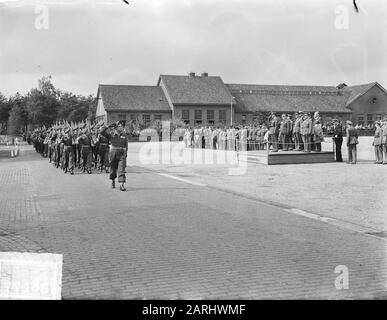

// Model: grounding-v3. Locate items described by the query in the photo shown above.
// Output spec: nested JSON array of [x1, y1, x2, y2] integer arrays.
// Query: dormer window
[[371, 98, 377, 104]]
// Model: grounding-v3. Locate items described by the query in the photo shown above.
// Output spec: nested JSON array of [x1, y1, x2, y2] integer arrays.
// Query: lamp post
[[230, 96, 236, 126]]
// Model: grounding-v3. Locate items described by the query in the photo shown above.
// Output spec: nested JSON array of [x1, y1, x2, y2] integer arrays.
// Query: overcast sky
[[0, 0, 386, 97]]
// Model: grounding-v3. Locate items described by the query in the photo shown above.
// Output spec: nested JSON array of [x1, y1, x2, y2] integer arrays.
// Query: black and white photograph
[[0, 0, 386, 308]]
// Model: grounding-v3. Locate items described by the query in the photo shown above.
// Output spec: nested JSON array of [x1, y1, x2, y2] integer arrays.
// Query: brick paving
[[0, 146, 386, 299]]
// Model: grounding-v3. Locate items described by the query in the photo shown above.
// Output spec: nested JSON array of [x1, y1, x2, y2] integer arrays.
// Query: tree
[[0, 92, 11, 134], [26, 76, 60, 126], [7, 93, 28, 135]]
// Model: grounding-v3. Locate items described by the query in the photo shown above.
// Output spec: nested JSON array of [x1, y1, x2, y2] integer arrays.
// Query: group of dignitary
[[183, 111, 326, 154], [31, 120, 129, 191]]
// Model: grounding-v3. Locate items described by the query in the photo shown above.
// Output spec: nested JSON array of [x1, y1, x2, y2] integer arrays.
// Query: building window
[[129, 114, 137, 121], [142, 114, 151, 125], [154, 114, 162, 121], [376, 114, 382, 121], [357, 116, 364, 126], [194, 110, 202, 125], [182, 110, 190, 124], [367, 114, 373, 126], [118, 114, 127, 120], [207, 110, 215, 125], [219, 110, 226, 123]]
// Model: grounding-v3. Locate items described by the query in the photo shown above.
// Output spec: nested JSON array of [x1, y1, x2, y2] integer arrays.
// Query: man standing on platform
[[269, 112, 280, 152], [301, 112, 313, 153], [293, 112, 303, 151], [279, 114, 290, 151], [332, 119, 343, 162]]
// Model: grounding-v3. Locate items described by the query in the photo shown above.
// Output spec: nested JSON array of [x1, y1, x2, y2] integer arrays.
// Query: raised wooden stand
[[241, 150, 335, 165]]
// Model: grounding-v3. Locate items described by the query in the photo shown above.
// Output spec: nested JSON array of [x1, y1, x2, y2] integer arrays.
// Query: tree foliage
[[3, 76, 96, 134]]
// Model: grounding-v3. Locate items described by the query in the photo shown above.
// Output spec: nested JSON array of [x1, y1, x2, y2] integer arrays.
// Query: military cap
[[346, 120, 353, 125]]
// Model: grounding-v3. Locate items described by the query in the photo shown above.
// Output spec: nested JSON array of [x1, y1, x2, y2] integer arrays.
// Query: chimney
[[188, 72, 195, 78], [201, 72, 208, 77]]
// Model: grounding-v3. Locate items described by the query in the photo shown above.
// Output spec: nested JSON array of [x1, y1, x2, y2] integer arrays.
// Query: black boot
[[119, 183, 126, 191], [111, 180, 115, 189]]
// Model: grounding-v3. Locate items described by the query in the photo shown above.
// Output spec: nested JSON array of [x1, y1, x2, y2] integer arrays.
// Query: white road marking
[[284, 208, 335, 222], [157, 173, 207, 187]]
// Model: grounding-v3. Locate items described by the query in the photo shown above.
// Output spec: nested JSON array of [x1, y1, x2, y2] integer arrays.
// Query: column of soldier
[[183, 111, 325, 153], [30, 120, 111, 175]]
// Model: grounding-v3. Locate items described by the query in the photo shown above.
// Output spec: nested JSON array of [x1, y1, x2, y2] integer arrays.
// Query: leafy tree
[[0, 92, 11, 134], [26, 76, 60, 126], [7, 93, 28, 135]]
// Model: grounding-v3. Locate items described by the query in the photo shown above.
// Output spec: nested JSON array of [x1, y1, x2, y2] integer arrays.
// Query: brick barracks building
[[96, 72, 387, 127]]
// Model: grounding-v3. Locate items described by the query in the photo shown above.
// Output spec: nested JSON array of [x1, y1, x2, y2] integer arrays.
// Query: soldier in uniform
[[60, 127, 75, 174], [286, 114, 294, 150], [382, 118, 387, 164], [269, 112, 280, 152], [346, 120, 358, 164], [100, 121, 128, 191], [293, 112, 303, 151], [96, 124, 110, 173], [301, 112, 313, 152], [332, 119, 343, 162], [373, 121, 383, 164], [279, 114, 290, 151], [77, 127, 93, 174]]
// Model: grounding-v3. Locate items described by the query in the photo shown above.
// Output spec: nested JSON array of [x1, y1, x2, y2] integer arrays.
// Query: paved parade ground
[[0, 144, 386, 299]]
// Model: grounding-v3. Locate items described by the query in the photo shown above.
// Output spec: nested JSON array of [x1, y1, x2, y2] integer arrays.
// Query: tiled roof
[[98, 85, 171, 111], [226, 83, 352, 113], [341, 82, 378, 106], [158, 74, 233, 105]]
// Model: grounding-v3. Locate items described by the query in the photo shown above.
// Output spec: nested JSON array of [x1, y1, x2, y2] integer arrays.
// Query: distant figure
[[373, 121, 383, 164], [313, 119, 324, 152], [346, 120, 358, 164], [332, 119, 343, 162]]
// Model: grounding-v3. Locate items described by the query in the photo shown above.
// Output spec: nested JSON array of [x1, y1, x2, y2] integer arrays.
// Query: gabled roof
[[226, 83, 352, 113], [341, 82, 386, 106], [97, 85, 171, 112], [157, 74, 233, 105]]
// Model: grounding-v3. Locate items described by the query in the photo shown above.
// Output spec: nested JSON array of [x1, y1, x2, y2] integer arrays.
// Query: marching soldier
[[77, 127, 93, 174], [293, 112, 303, 151], [100, 121, 128, 191], [60, 127, 75, 174], [96, 125, 110, 173]]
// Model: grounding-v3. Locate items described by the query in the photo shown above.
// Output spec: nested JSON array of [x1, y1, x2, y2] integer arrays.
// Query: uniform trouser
[[334, 138, 343, 162], [302, 134, 311, 152], [348, 144, 357, 164], [81, 146, 93, 170], [240, 140, 247, 152], [287, 134, 294, 150], [383, 144, 387, 163], [98, 146, 109, 169], [270, 134, 278, 151], [279, 134, 289, 150], [294, 132, 303, 150], [374, 145, 383, 163], [55, 144, 61, 166], [63, 146, 74, 170], [228, 139, 235, 151], [314, 142, 322, 152], [43, 143, 48, 157], [109, 149, 126, 183]]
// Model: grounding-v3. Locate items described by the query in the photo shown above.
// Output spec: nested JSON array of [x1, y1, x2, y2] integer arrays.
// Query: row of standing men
[[183, 111, 326, 153]]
